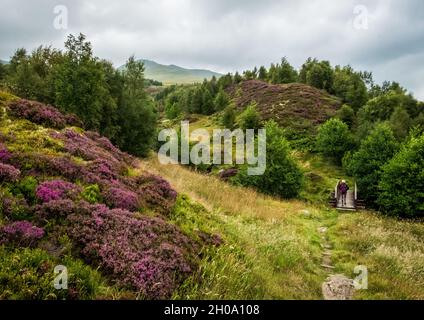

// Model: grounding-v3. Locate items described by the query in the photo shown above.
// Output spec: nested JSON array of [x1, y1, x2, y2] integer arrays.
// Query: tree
[[389, 106, 412, 141], [221, 104, 236, 129], [333, 65, 368, 110], [316, 118, 353, 162], [53, 33, 116, 131], [201, 88, 215, 115], [377, 134, 424, 218], [336, 104, 356, 128], [343, 123, 398, 205], [239, 102, 262, 130], [258, 66, 267, 81], [276, 57, 298, 84], [117, 56, 157, 157], [214, 88, 230, 111], [234, 121, 304, 198], [300, 58, 334, 92]]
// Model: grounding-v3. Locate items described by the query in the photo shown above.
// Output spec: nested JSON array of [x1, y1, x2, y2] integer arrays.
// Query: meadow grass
[[142, 154, 424, 300]]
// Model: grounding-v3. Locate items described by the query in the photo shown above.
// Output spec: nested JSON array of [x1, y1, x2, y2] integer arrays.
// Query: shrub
[[233, 121, 304, 198], [343, 123, 398, 205], [221, 105, 236, 129], [81, 184, 102, 204], [7, 99, 82, 129], [0, 221, 44, 247], [0, 195, 31, 221], [103, 187, 140, 211], [36, 180, 81, 203], [0, 163, 20, 182], [239, 102, 262, 130], [67, 206, 197, 299], [377, 134, 424, 218], [34, 199, 87, 222], [15, 176, 38, 204], [336, 104, 356, 128], [137, 174, 178, 214], [316, 118, 354, 163], [0, 143, 12, 163]]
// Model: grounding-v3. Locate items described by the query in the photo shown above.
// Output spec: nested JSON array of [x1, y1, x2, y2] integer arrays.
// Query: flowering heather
[[7, 99, 82, 129], [0, 163, 20, 182], [9, 152, 87, 182], [0, 221, 44, 247], [137, 175, 178, 214], [67, 207, 197, 299], [1, 196, 30, 220], [36, 180, 82, 203], [34, 199, 79, 222], [103, 187, 140, 211], [0, 143, 12, 163]]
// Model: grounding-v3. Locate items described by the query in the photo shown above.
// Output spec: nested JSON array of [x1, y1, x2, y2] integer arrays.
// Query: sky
[[1, 0, 423, 99]]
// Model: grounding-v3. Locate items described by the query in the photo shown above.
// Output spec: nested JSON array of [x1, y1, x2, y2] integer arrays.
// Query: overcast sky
[[1, 0, 423, 99]]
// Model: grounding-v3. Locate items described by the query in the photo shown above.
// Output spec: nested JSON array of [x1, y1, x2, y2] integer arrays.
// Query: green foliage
[[239, 102, 262, 130], [81, 184, 102, 204], [4, 34, 157, 158], [377, 134, 424, 218], [221, 105, 236, 129], [300, 58, 334, 92], [234, 121, 304, 198], [389, 106, 412, 141], [343, 123, 398, 205], [214, 88, 229, 111], [116, 56, 158, 157], [15, 176, 38, 205], [316, 118, 353, 162], [333, 66, 368, 110], [336, 104, 356, 128], [0, 246, 108, 299], [268, 57, 298, 84]]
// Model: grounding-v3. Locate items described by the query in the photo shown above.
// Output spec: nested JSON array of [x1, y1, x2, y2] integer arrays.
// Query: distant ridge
[[121, 59, 222, 85]]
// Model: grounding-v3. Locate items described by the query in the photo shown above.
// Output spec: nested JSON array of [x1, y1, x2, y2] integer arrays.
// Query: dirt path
[[319, 221, 355, 300]]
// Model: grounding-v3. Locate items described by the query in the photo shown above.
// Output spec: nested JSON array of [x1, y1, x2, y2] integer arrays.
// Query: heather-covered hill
[[227, 80, 342, 135], [0, 91, 220, 299]]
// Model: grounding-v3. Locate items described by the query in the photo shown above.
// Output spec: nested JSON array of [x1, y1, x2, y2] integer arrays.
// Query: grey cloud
[[0, 0, 423, 99]]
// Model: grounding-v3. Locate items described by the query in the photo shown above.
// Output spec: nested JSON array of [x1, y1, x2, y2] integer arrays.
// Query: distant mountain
[[121, 59, 222, 85], [0, 60, 8, 65]]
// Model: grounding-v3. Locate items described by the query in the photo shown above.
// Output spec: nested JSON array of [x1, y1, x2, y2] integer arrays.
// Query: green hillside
[[132, 59, 222, 85]]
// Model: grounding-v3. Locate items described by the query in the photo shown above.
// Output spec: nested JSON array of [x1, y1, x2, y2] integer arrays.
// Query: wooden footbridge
[[329, 182, 365, 211]]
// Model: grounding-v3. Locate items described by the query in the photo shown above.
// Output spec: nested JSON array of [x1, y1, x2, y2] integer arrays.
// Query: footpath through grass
[[141, 155, 424, 299]]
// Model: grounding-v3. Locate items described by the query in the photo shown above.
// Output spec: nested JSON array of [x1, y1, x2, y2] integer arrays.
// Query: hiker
[[338, 180, 349, 207]]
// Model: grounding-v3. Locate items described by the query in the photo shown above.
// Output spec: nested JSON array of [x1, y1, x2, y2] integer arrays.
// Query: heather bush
[[34, 199, 86, 222], [67, 207, 197, 299], [7, 99, 82, 129], [137, 174, 178, 214], [0, 246, 109, 300], [0, 221, 44, 247], [0, 143, 12, 163], [36, 180, 81, 203], [0, 195, 31, 221], [0, 163, 20, 182], [103, 186, 140, 211]]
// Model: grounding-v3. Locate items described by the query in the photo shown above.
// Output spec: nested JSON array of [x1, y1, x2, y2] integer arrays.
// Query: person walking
[[338, 180, 349, 207]]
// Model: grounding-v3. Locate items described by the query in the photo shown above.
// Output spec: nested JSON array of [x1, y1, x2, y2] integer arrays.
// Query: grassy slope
[[143, 155, 424, 299]]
